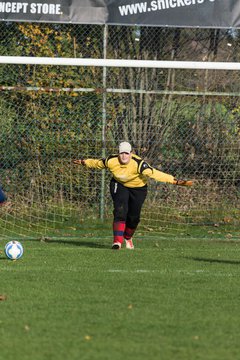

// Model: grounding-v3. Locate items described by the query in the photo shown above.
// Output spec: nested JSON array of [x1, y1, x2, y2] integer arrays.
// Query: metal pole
[[100, 24, 108, 220]]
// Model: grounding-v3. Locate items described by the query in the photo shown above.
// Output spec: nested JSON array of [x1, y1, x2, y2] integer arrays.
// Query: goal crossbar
[[0, 56, 240, 70]]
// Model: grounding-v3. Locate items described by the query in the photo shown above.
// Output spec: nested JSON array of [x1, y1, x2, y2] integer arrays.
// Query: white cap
[[119, 141, 132, 154]]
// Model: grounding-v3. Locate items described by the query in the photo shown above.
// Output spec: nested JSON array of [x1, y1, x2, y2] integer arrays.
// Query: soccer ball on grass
[[5, 241, 23, 260]]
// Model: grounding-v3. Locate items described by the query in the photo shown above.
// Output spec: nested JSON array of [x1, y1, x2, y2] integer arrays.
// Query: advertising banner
[[0, 0, 240, 28]]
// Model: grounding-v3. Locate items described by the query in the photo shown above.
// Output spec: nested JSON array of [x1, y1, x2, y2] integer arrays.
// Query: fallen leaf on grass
[[84, 335, 92, 341], [40, 236, 51, 242], [193, 335, 199, 340], [223, 217, 232, 223]]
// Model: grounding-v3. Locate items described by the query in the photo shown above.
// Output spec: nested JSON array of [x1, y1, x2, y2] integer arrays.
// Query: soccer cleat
[[112, 242, 121, 250], [125, 238, 134, 250]]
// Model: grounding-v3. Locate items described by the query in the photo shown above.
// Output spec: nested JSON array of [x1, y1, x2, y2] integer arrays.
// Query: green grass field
[[1, 222, 240, 360]]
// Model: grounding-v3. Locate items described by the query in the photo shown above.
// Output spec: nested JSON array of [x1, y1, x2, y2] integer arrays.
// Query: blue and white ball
[[5, 241, 23, 260]]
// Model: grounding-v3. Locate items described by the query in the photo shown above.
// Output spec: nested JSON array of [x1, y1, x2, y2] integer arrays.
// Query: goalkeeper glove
[[72, 159, 86, 165], [173, 179, 193, 186]]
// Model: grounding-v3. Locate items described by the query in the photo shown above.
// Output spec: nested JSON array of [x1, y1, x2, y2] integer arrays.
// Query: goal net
[[0, 24, 240, 240]]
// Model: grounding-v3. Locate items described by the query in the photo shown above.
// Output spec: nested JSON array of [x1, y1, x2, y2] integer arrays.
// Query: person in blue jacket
[[0, 185, 7, 205]]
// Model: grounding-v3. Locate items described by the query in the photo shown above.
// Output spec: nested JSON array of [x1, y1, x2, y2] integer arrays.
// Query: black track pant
[[110, 178, 147, 229]]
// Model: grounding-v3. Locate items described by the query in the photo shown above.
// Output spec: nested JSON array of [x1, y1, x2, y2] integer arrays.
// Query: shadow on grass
[[24, 237, 109, 249], [185, 256, 240, 265]]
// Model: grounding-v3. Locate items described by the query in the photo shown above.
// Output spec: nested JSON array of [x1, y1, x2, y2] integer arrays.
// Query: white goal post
[[0, 56, 240, 70], [0, 54, 240, 241]]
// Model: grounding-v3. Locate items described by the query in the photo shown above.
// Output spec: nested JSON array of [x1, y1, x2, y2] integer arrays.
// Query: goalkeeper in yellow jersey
[[73, 142, 193, 250]]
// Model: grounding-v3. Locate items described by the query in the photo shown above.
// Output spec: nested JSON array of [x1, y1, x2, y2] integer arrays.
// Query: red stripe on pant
[[113, 221, 125, 244], [124, 227, 136, 240]]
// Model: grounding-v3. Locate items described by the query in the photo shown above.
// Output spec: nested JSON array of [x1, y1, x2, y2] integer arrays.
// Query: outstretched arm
[[72, 158, 106, 169], [142, 166, 193, 186]]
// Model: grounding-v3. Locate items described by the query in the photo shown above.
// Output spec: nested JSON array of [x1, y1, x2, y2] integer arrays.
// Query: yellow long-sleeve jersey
[[84, 154, 175, 188]]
